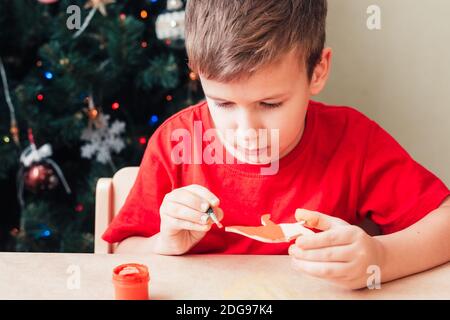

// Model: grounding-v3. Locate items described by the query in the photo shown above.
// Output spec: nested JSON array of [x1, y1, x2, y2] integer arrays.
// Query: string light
[[141, 41, 148, 48], [79, 92, 88, 102], [9, 228, 19, 237], [166, 95, 173, 101], [140, 10, 148, 19], [37, 94, 44, 101], [30, 166, 40, 179], [112, 102, 120, 110], [148, 115, 158, 125], [41, 229, 51, 238], [10, 123, 19, 144], [119, 13, 126, 21], [3, 136, 10, 143], [44, 71, 53, 80], [88, 108, 99, 119], [59, 58, 69, 66], [36, 60, 42, 67], [75, 204, 84, 212], [189, 72, 198, 81], [139, 136, 147, 145]]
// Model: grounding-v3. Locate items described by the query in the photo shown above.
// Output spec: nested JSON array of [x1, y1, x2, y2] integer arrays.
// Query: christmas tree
[[0, 0, 202, 252]]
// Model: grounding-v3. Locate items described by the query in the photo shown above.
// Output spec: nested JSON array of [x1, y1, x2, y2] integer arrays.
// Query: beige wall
[[317, 0, 450, 186]]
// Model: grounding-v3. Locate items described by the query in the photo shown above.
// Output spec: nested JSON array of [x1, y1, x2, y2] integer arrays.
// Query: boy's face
[[200, 48, 331, 164]]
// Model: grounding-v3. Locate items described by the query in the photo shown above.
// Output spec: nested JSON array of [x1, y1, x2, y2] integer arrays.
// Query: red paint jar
[[112, 263, 150, 300]]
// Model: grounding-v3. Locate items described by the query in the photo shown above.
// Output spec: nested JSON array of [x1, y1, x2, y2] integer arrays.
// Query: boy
[[102, 0, 450, 289]]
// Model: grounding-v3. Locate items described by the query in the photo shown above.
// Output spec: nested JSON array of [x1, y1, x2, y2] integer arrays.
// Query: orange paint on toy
[[227, 215, 285, 241], [112, 263, 149, 300], [225, 214, 314, 243]]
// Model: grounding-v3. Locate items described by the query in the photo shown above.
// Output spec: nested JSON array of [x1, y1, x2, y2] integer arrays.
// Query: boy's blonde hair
[[185, 0, 327, 82]]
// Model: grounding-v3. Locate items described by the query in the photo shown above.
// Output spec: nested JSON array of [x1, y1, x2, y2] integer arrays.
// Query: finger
[[291, 258, 351, 280], [202, 206, 225, 227], [165, 188, 210, 213], [163, 215, 212, 232], [162, 201, 209, 225], [214, 206, 224, 221], [328, 274, 364, 289], [295, 209, 348, 231], [288, 243, 355, 262], [183, 184, 220, 207], [295, 228, 354, 250]]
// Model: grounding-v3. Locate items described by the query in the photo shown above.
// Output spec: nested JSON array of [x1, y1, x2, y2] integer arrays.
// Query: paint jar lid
[[112, 263, 149, 284]]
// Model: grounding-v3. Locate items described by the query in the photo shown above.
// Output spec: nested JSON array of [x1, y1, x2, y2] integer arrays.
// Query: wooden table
[[0, 253, 448, 299]]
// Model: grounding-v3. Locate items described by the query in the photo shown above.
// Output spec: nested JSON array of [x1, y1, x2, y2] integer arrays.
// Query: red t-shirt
[[102, 100, 449, 254]]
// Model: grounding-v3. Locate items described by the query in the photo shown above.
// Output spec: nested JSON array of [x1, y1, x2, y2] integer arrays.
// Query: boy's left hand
[[288, 209, 385, 290]]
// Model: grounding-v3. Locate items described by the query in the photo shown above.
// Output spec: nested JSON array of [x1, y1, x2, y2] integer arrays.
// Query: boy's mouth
[[236, 146, 269, 157], [240, 146, 268, 156]]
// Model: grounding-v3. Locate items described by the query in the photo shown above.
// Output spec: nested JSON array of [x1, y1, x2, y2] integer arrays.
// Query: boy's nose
[[235, 110, 263, 147], [235, 108, 262, 132]]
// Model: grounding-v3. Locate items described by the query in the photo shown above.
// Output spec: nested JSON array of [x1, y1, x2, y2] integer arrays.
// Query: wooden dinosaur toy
[[225, 214, 314, 243]]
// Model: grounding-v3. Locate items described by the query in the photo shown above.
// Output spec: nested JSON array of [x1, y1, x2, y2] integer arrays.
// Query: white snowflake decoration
[[80, 114, 126, 164]]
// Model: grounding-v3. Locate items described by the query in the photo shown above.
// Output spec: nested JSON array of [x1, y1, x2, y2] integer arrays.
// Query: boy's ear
[[309, 47, 332, 96]]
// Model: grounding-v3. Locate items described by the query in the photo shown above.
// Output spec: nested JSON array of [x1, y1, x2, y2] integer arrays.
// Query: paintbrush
[[206, 207, 223, 228]]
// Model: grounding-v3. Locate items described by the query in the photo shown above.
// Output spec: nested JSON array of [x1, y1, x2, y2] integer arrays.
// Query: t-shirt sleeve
[[357, 121, 450, 234], [101, 131, 173, 244]]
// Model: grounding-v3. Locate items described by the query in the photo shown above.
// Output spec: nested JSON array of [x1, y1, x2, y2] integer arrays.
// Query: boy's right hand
[[157, 184, 223, 255]]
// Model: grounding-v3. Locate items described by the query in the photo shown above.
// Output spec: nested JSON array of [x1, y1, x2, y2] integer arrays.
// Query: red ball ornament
[[24, 163, 59, 192]]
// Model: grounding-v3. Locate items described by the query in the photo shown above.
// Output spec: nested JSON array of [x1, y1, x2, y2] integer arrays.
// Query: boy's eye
[[215, 102, 282, 109], [260, 102, 282, 108], [215, 102, 233, 108]]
